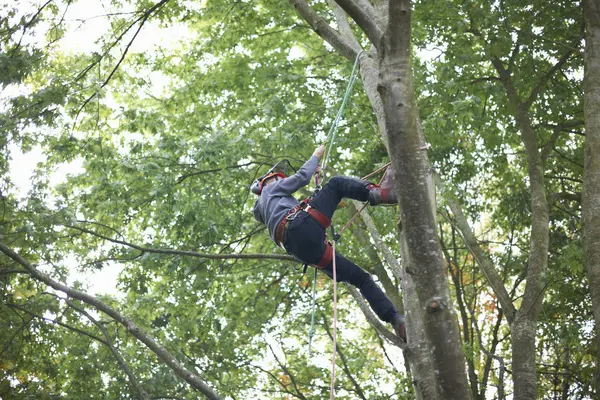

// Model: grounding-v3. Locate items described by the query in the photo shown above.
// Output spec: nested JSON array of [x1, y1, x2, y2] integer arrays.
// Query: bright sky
[[6, 0, 196, 295]]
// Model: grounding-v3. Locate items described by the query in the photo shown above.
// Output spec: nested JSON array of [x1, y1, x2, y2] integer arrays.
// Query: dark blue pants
[[283, 176, 398, 323]]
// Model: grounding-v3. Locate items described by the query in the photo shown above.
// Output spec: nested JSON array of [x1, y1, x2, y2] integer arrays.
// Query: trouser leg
[[322, 253, 398, 323], [309, 176, 370, 219], [284, 202, 398, 324]]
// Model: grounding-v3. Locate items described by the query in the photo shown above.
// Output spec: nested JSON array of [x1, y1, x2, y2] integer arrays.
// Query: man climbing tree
[[252, 144, 406, 341]]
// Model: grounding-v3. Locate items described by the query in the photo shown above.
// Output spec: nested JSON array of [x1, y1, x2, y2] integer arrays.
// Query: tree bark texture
[[434, 171, 516, 326], [584, 0, 600, 393], [491, 47, 552, 399], [377, 1, 470, 399]]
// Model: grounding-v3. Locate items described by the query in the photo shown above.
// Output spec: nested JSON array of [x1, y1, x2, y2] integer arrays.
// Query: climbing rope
[[307, 267, 318, 353], [304, 50, 399, 399], [308, 50, 364, 357], [330, 239, 338, 400], [320, 50, 364, 175], [327, 166, 389, 400], [306, 50, 367, 400]]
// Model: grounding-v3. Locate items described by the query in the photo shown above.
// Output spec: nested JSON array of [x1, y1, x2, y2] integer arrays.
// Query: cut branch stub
[[426, 296, 446, 313]]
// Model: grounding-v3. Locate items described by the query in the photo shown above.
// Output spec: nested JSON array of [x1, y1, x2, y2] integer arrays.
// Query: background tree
[[584, 0, 600, 393]]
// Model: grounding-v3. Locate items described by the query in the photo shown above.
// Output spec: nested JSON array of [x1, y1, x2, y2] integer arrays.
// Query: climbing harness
[[274, 202, 335, 276]]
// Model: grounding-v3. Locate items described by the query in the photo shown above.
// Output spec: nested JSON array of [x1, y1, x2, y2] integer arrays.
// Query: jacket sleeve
[[273, 155, 319, 195], [252, 201, 264, 224]]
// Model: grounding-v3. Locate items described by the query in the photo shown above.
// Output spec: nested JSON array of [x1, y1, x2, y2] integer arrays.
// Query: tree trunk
[[490, 51, 551, 398], [512, 109, 549, 400], [584, 0, 600, 393], [378, 1, 470, 398], [291, 1, 471, 397]]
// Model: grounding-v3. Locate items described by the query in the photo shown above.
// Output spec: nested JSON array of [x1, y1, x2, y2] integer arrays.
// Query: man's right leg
[[309, 176, 370, 219], [310, 172, 397, 219], [321, 253, 406, 341], [284, 218, 407, 341]]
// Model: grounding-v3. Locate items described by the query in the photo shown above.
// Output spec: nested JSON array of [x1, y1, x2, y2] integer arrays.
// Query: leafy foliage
[[0, 0, 593, 399]]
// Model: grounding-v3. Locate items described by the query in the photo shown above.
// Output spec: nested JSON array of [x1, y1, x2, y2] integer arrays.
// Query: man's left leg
[[321, 253, 406, 340]]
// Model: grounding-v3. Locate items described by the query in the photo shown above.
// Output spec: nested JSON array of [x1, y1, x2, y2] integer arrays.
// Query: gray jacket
[[253, 155, 319, 242]]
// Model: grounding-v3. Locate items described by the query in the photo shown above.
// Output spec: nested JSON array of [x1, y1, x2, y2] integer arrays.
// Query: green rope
[[320, 50, 364, 174], [308, 51, 363, 354]]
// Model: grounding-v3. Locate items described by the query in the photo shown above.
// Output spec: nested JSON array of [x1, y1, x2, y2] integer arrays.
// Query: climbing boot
[[392, 314, 406, 342], [368, 167, 398, 205]]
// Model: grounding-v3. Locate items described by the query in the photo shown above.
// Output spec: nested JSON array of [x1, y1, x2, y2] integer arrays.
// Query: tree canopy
[[0, 1, 595, 399]]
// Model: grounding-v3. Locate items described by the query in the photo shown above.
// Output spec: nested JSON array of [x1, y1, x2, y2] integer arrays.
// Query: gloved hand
[[313, 144, 326, 159]]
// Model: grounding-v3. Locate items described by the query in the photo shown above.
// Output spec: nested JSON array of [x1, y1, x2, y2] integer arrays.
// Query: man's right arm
[[275, 145, 325, 195]]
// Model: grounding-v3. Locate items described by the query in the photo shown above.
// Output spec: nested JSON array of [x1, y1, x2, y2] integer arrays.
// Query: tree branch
[[267, 343, 308, 400], [434, 172, 516, 325], [74, 0, 171, 122], [467, 299, 506, 400], [62, 297, 150, 400], [0, 242, 223, 400], [351, 200, 403, 281], [0, 268, 30, 275], [490, 56, 521, 105], [248, 362, 305, 400], [288, 0, 361, 61], [346, 202, 402, 310], [333, 0, 383, 48], [321, 313, 368, 400], [176, 161, 259, 184], [327, 0, 360, 50], [541, 124, 566, 165], [524, 37, 582, 109], [4, 302, 108, 346], [345, 284, 406, 348], [66, 225, 298, 263]]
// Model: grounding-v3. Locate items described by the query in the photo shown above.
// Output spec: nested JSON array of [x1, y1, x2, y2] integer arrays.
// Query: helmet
[[251, 172, 286, 195], [250, 160, 295, 195]]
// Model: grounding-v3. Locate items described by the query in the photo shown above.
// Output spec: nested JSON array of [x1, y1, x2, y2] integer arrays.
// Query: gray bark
[[376, 1, 470, 398], [491, 39, 559, 398], [584, 0, 600, 393]]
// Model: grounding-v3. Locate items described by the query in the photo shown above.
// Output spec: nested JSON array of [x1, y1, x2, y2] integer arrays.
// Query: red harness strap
[[316, 242, 334, 269], [275, 201, 333, 268], [275, 211, 291, 248], [303, 204, 331, 229]]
